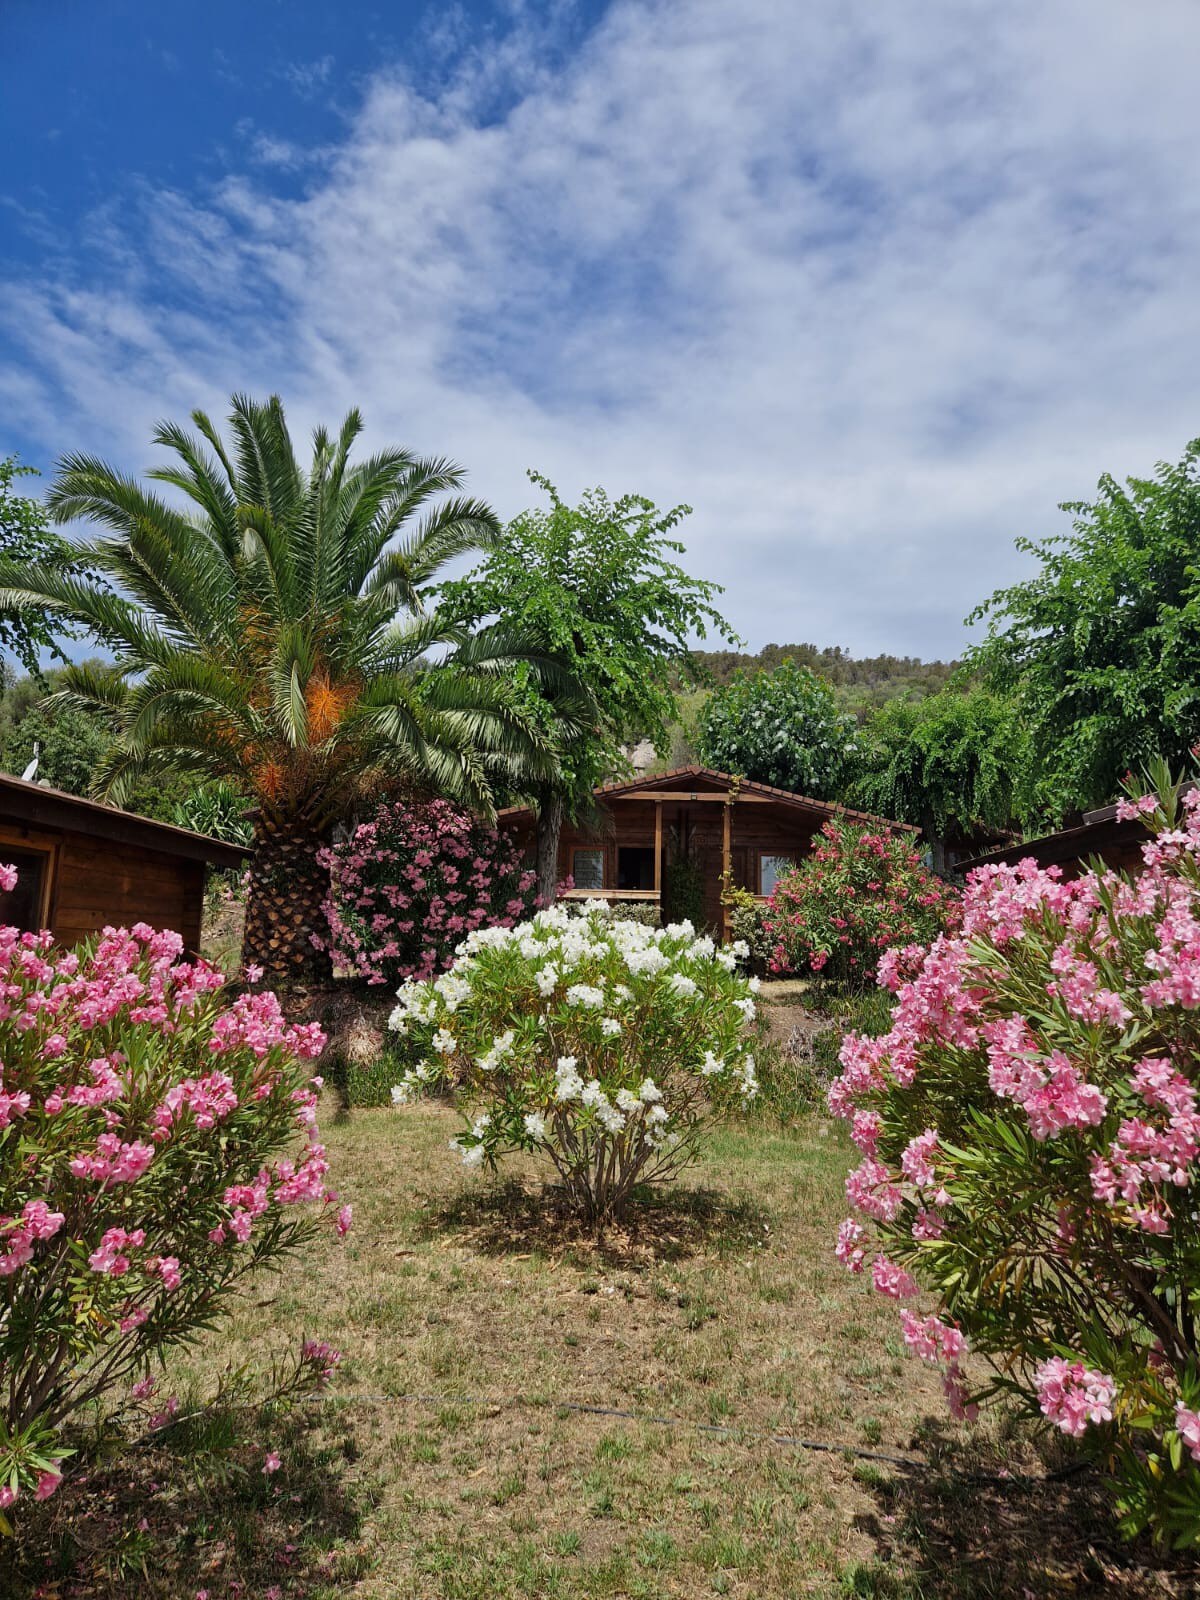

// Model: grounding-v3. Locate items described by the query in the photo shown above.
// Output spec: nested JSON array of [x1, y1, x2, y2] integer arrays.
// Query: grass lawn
[[5, 1097, 1197, 1598]]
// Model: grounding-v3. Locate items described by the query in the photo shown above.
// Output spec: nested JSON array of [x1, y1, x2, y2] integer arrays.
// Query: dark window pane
[[0, 847, 48, 933]]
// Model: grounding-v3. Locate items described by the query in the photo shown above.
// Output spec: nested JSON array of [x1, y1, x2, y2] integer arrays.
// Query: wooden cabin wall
[[51, 835, 208, 952], [540, 803, 828, 934]]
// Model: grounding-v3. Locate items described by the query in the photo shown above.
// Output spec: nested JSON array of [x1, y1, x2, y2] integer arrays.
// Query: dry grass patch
[[4, 1099, 1198, 1598]]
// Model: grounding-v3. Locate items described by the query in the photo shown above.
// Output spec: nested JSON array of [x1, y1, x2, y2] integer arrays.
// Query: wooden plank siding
[[0, 771, 248, 954]]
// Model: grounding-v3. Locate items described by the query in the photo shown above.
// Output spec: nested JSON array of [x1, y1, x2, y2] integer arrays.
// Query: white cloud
[[4, 0, 1200, 655]]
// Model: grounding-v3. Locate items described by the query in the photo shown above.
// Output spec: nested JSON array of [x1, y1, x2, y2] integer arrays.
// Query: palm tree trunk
[[242, 813, 333, 985], [535, 788, 565, 907]]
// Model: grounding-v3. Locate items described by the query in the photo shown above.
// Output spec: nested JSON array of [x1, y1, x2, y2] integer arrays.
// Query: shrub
[[0, 887, 345, 1515], [316, 797, 537, 987], [762, 820, 958, 988], [828, 781, 1200, 1545], [390, 902, 760, 1221], [696, 658, 858, 798], [726, 888, 772, 975]]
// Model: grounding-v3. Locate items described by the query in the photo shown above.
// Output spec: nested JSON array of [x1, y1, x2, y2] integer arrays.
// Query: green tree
[[695, 657, 857, 798], [849, 687, 1025, 868], [440, 473, 736, 903], [0, 457, 76, 680], [967, 438, 1200, 817], [0, 395, 560, 980]]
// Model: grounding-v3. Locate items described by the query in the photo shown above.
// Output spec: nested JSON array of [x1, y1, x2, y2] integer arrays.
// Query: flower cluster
[[826, 780, 1200, 1543], [390, 902, 759, 1221], [314, 796, 538, 987], [761, 819, 958, 987], [0, 888, 344, 1513]]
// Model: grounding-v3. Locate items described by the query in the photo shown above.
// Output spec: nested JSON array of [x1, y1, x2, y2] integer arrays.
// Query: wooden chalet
[[0, 772, 249, 952], [498, 766, 915, 938], [963, 801, 1151, 880]]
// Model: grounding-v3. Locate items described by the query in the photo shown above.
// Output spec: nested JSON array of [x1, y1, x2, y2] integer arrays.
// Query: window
[[571, 848, 605, 891], [0, 844, 51, 933], [617, 846, 655, 891], [759, 854, 793, 896]]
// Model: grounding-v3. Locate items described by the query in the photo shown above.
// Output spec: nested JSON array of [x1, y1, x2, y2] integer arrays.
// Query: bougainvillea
[[828, 780, 1200, 1545], [390, 903, 759, 1221], [0, 882, 345, 1517], [761, 819, 959, 987], [315, 797, 537, 988]]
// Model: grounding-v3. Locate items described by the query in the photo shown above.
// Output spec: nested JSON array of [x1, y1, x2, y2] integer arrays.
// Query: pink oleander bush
[[315, 796, 538, 987], [0, 880, 346, 1518], [829, 777, 1200, 1546], [762, 819, 958, 988]]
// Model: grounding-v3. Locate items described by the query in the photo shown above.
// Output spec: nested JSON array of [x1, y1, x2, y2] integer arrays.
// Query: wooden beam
[[560, 888, 661, 902], [653, 802, 662, 896], [607, 791, 772, 803], [721, 794, 733, 943]]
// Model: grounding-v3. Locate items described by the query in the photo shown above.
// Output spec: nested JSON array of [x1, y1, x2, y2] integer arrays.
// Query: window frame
[[0, 826, 58, 932], [571, 847, 606, 892], [757, 851, 794, 898]]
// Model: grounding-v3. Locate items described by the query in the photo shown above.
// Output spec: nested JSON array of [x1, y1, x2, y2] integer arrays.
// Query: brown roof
[[0, 770, 251, 868], [962, 805, 1149, 873], [498, 765, 916, 832]]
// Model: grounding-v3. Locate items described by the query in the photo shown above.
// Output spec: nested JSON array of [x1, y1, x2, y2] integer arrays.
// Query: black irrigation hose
[[305, 1388, 1094, 1486]]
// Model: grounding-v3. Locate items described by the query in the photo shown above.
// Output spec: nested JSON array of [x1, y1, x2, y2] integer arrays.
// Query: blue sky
[[3, 0, 1199, 656]]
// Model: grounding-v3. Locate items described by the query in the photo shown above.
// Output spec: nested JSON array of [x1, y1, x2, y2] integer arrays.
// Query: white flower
[[716, 951, 737, 971], [615, 1088, 640, 1112], [566, 983, 605, 1009], [665, 919, 695, 939], [477, 1029, 515, 1071], [625, 947, 668, 976], [701, 1050, 724, 1076], [748, 976, 762, 994], [691, 935, 715, 959], [638, 1077, 663, 1103], [734, 997, 756, 1021], [555, 1055, 583, 1101], [731, 939, 750, 960], [391, 1083, 411, 1105], [523, 1111, 548, 1141], [669, 973, 698, 998], [432, 1028, 457, 1055], [535, 964, 559, 997], [580, 1079, 605, 1108], [597, 1102, 626, 1133], [601, 1017, 622, 1037], [646, 1103, 669, 1125]]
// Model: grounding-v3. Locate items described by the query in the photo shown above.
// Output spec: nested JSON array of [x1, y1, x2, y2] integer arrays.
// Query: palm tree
[[0, 395, 564, 980]]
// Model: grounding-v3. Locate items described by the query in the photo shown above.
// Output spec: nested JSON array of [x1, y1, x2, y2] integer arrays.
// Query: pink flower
[[262, 1451, 281, 1475], [0, 1485, 17, 1508], [1175, 1400, 1200, 1463], [34, 1470, 61, 1500], [1035, 1356, 1117, 1437], [0, 864, 18, 893], [131, 1377, 157, 1400], [336, 1204, 353, 1236], [871, 1255, 919, 1300]]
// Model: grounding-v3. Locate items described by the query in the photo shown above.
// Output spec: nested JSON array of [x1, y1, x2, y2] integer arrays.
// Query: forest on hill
[[688, 642, 956, 718]]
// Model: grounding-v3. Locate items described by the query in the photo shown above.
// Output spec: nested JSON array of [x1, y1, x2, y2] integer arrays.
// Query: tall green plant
[[696, 658, 858, 798], [439, 474, 736, 904], [967, 438, 1200, 817], [0, 397, 564, 979]]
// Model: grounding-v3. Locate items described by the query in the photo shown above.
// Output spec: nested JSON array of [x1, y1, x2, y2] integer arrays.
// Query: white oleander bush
[[389, 902, 759, 1221]]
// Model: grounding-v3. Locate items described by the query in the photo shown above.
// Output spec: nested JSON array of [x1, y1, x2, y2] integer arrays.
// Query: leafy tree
[[967, 439, 1200, 818], [0, 395, 560, 981], [440, 474, 736, 904], [849, 687, 1025, 867], [0, 457, 76, 681], [695, 657, 857, 798]]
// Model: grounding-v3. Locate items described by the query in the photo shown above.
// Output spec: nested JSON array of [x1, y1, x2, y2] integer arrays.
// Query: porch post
[[653, 799, 663, 906], [722, 793, 733, 942]]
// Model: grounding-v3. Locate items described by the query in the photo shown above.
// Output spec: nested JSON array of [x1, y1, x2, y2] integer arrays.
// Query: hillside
[[688, 642, 957, 719]]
